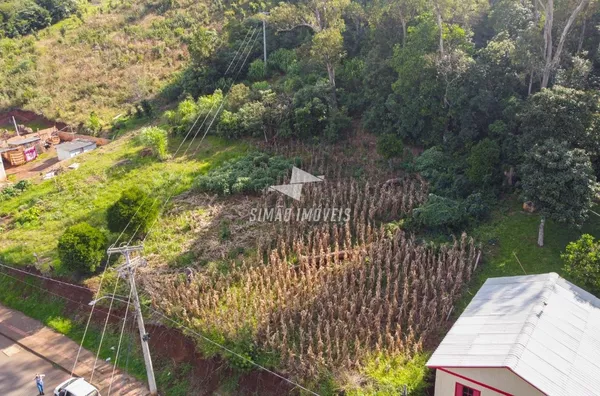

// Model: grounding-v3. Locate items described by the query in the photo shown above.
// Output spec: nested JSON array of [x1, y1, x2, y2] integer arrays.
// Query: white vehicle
[[53, 378, 101, 396]]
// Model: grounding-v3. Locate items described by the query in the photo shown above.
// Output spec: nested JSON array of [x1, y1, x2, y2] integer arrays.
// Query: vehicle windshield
[[59, 378, 77, 390]]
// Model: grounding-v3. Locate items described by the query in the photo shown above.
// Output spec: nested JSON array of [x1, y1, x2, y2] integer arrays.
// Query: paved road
[[0, 332, 69, 396], [0, 304, 148, 395]]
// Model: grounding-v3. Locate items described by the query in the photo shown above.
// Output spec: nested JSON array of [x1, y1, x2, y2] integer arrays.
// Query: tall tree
[[520, 139, 598, 247], [268, 0, 350, 89], [539, 0, 592, 88], [372, 0, 425, 46], [427, 0, 488, 56], [519, 86, 600, 160]]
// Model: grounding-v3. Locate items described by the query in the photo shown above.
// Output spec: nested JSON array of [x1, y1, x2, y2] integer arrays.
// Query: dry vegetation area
[[1, 0, 211, 124], [144, 147, 481, 389]]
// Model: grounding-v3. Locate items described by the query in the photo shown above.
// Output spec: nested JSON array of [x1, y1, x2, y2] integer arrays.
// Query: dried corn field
[[144, 176, 481, 383]]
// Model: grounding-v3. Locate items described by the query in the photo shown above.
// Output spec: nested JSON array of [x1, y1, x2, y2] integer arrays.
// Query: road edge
[[0, 326, 71, 375]]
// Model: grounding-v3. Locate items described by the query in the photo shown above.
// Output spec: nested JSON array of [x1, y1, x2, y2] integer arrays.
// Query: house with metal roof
[[427, 273, 600, 396], [56, 139, 96, 161]]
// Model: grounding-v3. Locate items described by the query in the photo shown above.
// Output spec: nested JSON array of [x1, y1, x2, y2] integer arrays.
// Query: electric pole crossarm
[[107, 245, 144, 255]]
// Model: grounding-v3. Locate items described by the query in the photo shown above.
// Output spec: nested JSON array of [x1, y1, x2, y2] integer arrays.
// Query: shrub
[[14, 180, 31, 191], [268, 48, 297, 74], [166, 96, 198, 134], [562, 234, 600, 294], [106, 187, 159, 238], [195, 153, 296, 195], [377, 134, 405, 160], [86, 111, 102, 135], [463, 192, 489, 221], [292, 82, 334, 138], [412, 194, 465, 230], [217, 110, 242, 139], [227, 84, 250, 112], [139, 127, 168, 160], [247, 59, 266, 81], [467, 138, 501, 186], [15, 206, 40, 225], [0, 180, 30, 202], [237, 101, 265, 137], [324, 109, 352, 142], [58, 223, 106, 274], [167, 91, 223, 135], [251, 81, 270, 92], [140, 99, 154, 117]]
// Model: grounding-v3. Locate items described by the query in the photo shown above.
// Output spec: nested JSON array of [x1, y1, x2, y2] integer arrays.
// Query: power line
[[147, 306, 320, 396], [142, 28, 261, 243], [225, 27, 254, 74], [90, 267, 123, 383], [72, 193, 150, 376], [0, 262, 97, 292], [173, 25, 259, 158], [108, 285, 134, 396], [187, 29, 261, 158], [128, 26, 261, 244], [0, 270, 125, 320]]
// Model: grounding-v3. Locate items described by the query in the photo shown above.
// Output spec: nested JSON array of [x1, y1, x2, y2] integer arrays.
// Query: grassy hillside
[[0, 0, 210, 124], [0, 126, 248, 270], [457, 198, 600, 311]]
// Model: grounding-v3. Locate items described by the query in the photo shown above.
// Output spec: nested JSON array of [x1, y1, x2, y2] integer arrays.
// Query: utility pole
[[261, 12, 270, 64], [107, 245, 157, 395], [12, 116, 20, 136]]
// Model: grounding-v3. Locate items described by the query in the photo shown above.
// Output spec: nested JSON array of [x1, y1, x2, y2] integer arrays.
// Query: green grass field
[[457, 197, 600, 311], [0, 131, 248, 270]]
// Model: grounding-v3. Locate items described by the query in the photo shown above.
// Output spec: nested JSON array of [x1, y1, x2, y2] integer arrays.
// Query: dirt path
[[4, 148, 60, 182]]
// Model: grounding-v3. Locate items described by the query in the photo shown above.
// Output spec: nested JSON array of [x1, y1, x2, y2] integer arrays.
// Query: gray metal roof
[[7, 136, 40, 146], [427, 273, 600, 395], [55, 139, 95, 152]]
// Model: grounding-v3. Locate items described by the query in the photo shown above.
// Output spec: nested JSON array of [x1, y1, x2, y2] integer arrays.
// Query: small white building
[[56, 139, 96, 161], [427, 273, 600, 396]]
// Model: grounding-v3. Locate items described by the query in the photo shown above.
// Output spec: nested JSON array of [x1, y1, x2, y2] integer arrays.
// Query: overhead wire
[[0, 262, 97, 292], [140, 26, 261, 244], [173, 26, 258, 157], [107, 284, 134, 396], [99, 22, 263, 392], [147, 306, 320, 396], [124, 25, 322, 395], [0, 21, 310, 395], [0, 269, 125, 320], [127, 26, 259, 244], [89, 263, 125, 383], [71, 195, 149, 377], [187, 27, 261, 158]]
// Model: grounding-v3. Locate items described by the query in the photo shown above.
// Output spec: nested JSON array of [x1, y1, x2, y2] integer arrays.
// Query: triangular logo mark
[[269, 184, 303, 201], [268, 167, 324, 201], [290, 167, 325, 184]]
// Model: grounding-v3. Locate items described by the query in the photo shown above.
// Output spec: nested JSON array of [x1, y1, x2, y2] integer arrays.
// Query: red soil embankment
[[1, 267, 294, 395]]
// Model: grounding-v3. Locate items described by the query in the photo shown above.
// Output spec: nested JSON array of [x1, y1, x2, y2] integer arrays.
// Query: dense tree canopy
[[0, 0, 78, 38], [520, 140, 598, 246]]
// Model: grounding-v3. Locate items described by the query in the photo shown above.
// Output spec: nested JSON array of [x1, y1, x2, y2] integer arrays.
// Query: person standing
[[35, 374, 45, 395]]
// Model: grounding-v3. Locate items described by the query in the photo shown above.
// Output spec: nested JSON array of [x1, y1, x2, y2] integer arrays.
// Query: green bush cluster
[[562, 234, 600, 295], [0, 0, 79, 38], [139, 126, 169, 160], [0, 180, 31, 202], [57, 222, 106, 274], [195, 153, 296, 196], [106, 187, 159, 239], [412, 193, 489, 231]]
